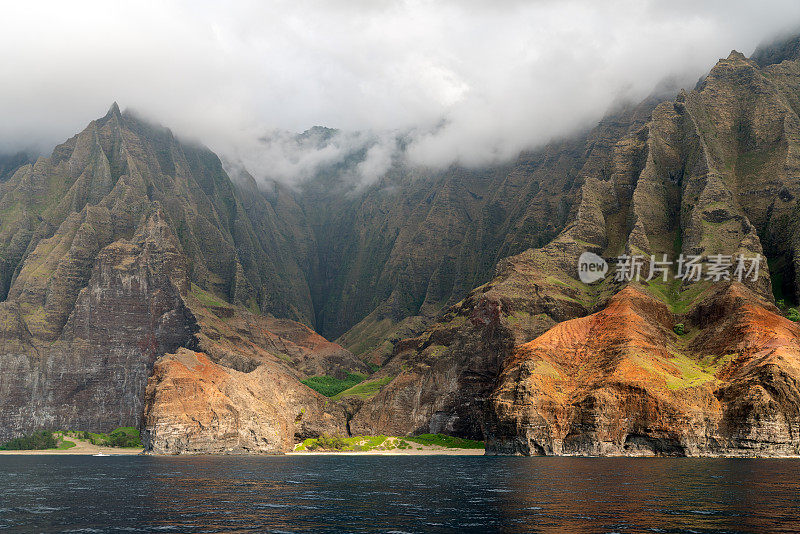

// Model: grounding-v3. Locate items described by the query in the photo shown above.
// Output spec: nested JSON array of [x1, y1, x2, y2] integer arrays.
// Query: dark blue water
[[1, 455, 799, 533]]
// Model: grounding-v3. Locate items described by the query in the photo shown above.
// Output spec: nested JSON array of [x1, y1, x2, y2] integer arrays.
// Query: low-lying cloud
[[2, 1, 800, 186]]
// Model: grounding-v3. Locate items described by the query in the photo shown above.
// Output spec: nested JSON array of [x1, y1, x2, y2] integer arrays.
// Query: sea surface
[[0, 455, 799, 533]]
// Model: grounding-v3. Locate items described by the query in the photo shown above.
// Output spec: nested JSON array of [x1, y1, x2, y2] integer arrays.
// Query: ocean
[[1, 455, 798, 533]]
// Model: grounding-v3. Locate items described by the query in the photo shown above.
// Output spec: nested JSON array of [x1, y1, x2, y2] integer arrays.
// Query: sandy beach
[[288, 435, 486, 455], [287, 448, 485, 456], [0, 434, 483, 456], [0, 435, 142, 456]]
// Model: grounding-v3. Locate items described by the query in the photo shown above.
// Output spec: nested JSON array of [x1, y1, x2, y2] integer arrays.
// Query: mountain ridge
[[3, 42, 800, 456]]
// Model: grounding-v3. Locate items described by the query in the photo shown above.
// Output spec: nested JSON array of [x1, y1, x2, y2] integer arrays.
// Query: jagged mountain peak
[[726, 50, 748, 62], [106, 101, 122, 118]]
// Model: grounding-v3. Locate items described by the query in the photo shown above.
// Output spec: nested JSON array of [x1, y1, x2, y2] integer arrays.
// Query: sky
[[2, 0, 800, 185]]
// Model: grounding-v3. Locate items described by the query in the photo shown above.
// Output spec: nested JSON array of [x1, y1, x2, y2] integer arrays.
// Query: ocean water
[[0, 455, 798, 533]]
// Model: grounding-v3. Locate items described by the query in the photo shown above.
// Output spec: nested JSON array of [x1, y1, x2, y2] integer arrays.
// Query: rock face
[[349, 98, 661, 439], [143, 349, 346, 454], [0, 208, 197, 439], [486, 285, 800, 456]]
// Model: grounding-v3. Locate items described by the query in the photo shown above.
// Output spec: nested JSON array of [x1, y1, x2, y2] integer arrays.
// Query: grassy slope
[[64, 427, 142, 448], [301, 373, 368, 397], [331, 375, 394, 400]]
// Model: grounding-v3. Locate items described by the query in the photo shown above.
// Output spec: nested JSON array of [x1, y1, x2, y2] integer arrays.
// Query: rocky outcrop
[[142, 349, 347, 454], [138, 276, 363, 453], [486, 286, 715, 456], [485, 285, 800, 456]]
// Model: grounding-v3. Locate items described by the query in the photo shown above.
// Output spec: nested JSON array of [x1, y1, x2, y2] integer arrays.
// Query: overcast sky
[[2, 1, 800, 184]]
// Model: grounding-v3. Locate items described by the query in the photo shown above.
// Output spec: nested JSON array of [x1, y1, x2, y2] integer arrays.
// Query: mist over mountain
[[3, 1, 800, 187]]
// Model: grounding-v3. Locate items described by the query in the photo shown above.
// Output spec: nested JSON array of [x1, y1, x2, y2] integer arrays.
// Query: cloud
[[220, 126, 396, 185], [1, 0, 799, 185]]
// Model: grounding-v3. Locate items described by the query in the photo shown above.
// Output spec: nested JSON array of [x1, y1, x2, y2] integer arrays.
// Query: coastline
[[0, 449, 482, 457], [6, 446, 799, 457], [0, 449, 142, 456], [287, 448, 485, 456], [0, 436, 141, 456]]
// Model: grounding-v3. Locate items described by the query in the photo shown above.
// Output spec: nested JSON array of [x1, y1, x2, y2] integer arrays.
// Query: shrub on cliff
[[308, 434, 347, 450], [107, 428, 141, 448], [78, 427, 142, 448]]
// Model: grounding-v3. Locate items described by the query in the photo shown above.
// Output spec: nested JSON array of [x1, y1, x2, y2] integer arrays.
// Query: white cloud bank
[[1, 0, 799, 185]]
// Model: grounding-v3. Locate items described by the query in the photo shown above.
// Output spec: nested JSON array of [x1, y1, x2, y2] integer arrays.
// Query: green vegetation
[[294, 433, 484, 452], [645, 278, 709, 315], [405, 434, 485, 449], [341, 317, 396, 357], [547, 275, 595, 307], [70, 427, 142, 448], [504, 310, 531, 325], [296, 434, 398, 451], [341, 315, 430, 359], [673, 231, 683, 256], [528, 360, 562, 378], [190, 282, 232, 309], [664, 354, 717, 389], [331, 375, 394, 400], [0, 430, 58, 450], [425, 344, 448, 359], [777, 297, 800, 321], [735, 147, 773, 176], [673, 323, 685, 335], [246, 297, 261, 315], [630, 352, 737, 390], [301, 372, 367, 397], [56, 439, 76, 450], [106, 427, 142, 447], [770, 259, 787, 305], [307, 434, 348, 450]]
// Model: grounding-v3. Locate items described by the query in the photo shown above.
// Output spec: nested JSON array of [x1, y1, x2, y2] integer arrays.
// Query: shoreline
[[286, 448, 485, 456], [0, 449, 483, 457], [4, 448, 800, 458], [0, 435, 141, 456], [0, 448, 142, 456]]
